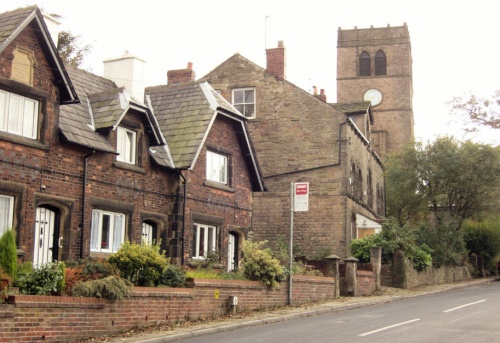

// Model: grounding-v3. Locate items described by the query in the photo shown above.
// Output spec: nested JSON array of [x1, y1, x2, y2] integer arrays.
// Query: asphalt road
[[175, 281, 500, 343]]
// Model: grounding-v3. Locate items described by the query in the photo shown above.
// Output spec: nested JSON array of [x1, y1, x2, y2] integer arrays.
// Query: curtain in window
[[90, 210, 100, 251], [0, 196, 12, 237], [112, 214, 124, 253]]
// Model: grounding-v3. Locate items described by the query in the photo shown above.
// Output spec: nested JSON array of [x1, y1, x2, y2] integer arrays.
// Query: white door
[[228, 233, 237, 271], [33, 207, 56, 267]]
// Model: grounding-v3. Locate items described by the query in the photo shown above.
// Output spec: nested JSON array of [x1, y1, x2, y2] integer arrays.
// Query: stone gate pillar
[[344, 256, 359, 296], [370, 247, 382, 290], [325, 254, 341, 298]]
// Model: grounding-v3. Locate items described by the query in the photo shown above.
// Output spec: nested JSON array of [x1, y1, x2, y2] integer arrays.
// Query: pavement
[[98, 277, 496, 343]]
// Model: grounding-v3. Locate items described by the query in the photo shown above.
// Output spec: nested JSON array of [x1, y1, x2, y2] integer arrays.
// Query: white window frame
[[206, 151, 228, 184], [90, 209, 125, 253], [0, 194, 14, 237], [232, 88, 256, 119], [116, 126, 137, 164], [192, 223, 217, 260], [0, 89, 39, 139]]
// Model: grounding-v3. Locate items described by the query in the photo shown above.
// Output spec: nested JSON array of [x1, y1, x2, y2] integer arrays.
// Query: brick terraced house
[[203, 41, 386, 261], [0, 6, 264, 269]]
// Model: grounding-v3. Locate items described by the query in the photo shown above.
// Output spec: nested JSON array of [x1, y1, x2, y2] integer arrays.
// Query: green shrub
[[71, 275, 130, 300], [241, 240, 285, 288], [108, 241, 169, 286], [463, 218, 500, 273], [417, 219, 466, 267], [15, 262, 65, 295], [350, 219, 433, 271], [157, 265, 186, 287], [0, 230, 18, 280]]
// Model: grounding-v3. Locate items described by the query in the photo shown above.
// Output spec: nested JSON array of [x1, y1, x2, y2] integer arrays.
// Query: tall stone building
[[203, 42, 385, 262], [337, 24, 414, 158]]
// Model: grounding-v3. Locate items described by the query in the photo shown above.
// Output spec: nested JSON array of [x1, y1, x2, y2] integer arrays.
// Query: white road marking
[[443, 299, 486, 313], [359, 318, 421, 337]]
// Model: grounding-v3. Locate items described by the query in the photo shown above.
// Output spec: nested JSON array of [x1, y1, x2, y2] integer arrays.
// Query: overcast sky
[[2, 0, 499, 145]]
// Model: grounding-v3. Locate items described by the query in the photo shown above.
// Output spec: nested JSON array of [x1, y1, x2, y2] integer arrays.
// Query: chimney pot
[[187, 62, 193, 69], [313, 86, 318, 95]]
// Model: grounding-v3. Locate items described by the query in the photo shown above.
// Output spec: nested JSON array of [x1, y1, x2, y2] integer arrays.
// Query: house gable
[[0, 6, 77, 104]]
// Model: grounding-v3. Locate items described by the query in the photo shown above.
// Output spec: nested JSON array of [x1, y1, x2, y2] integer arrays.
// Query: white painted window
[[90, 210, 125, 253], [116, 127, 136, 164], [0, 89, 39, 139], [192, 223, 217, 259], [206, 151, 227, 184], [0, 195, 14, 237], [232, 88, 255, 118]]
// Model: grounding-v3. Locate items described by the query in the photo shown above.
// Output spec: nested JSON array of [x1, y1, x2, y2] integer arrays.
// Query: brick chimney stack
[[167, 62, 196, 84], [266, 41, 287, 80], [318, 89, 327, 102], [312, 86, 327, 102]]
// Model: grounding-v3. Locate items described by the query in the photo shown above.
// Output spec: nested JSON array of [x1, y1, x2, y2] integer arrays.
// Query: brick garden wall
[[0, 275, 346, 343]]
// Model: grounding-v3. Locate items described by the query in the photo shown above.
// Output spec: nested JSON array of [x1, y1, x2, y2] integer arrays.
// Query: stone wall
[[380, 259, 472, 289]]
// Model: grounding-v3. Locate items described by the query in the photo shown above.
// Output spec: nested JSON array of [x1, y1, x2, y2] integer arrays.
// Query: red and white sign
[[294, 182, 309, 212]]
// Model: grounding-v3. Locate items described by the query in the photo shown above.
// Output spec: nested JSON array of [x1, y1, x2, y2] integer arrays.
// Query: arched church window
[[375, 50, 387, 75], [359, 51, 371, 76]]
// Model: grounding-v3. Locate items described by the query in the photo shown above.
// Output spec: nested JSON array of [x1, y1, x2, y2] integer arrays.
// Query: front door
[[33, 207, 58, 267], [228, 232, 238, 271]]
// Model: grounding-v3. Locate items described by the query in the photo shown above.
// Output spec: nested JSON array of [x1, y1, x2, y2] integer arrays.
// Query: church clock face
[[363, 89, 383, 106]]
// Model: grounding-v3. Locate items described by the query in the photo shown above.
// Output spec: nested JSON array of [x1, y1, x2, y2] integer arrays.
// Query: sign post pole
[[288, 181, 294, 305]]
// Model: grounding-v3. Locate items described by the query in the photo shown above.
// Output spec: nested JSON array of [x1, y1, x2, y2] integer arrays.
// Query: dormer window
[[0, 90, 39, 139], [232, 88, 255, 118], [206, 150, 227, 184], [116, 126, 136, 164]]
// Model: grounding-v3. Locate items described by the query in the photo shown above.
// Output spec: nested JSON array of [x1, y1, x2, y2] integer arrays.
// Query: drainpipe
[[80, 150, 95, 259], [179, 170, 187, 265]]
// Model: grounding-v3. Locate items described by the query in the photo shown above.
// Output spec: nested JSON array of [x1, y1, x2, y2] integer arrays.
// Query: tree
[[419, 137, 500, 224], [385, 142, 427, 225], [57, 30, 92, 68], [450, 91, 500, 132], [385, 137, 500, 227]]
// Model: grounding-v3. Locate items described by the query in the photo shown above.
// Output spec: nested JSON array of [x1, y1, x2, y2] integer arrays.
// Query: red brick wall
[[0, 276, 337, 343], [0, 27, 175, 262]]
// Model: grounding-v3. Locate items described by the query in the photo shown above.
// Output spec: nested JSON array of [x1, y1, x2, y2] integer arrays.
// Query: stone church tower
[[337, 24, 414, 158]]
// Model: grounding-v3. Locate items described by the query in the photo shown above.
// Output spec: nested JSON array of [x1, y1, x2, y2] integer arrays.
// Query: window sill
[[0, 131, 49, 150], [203, 180, 234, 193], [113, 161, 145, 174]]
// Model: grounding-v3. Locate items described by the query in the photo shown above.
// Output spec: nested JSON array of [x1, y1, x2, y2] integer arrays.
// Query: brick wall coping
[[186, 278, 266, 289], [292, 275, 335, 283]]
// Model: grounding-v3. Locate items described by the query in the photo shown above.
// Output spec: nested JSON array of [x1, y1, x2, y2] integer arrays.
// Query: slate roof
[[331, 101, 374, 124], [0, 6, 78, 104], [60, 66, 173, 168], [59, 66, 117, 153], [146, 81, 265, 191]]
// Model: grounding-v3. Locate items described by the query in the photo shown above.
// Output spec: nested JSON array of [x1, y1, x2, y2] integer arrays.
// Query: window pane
[[0, 91, 7, 132], [112, 214, 124, 252], [23, 99, 36, 138], [0, 195, 13, 237], [90, 210, 100, 251], [8, 95, 23, 134], [199, 226, 205, 257], [208, 226, 215, 253], [101, 214, 111, 250], [244, 90, 254, 103], [234, 104, 244, 114], [233, 90, 243, 103], [192, 225, 198, 257], [244, 104, 255, 118]]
